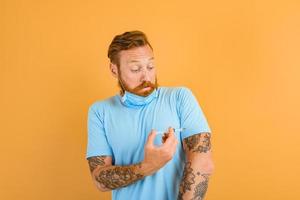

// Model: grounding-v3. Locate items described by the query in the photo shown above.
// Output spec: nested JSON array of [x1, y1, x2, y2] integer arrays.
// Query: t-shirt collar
[[120, 89, 158, 108]]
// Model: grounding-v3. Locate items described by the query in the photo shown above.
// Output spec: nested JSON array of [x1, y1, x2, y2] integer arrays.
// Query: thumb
[[146, 129, 156, 146], [168, 127, 174, 135]]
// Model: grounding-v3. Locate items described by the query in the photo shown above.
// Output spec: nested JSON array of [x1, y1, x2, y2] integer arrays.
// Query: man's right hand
[[142, 127, 178, 176], [88, 127, 178, 191]]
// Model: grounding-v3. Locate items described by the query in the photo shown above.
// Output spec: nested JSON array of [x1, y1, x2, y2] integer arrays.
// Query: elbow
[[207, 161, 215, 175], [97, 186, 111, 192], [93, 178, 111, 192], [200, 160, 215, 175], [92, 172, 111, 192], [91, 167, 112, 192]]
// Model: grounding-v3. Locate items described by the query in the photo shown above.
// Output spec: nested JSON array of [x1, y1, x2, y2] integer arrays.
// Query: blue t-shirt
[[86, 86, 211, 200]]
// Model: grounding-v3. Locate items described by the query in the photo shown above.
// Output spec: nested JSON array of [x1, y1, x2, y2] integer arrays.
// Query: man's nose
[[140, 69, 151, 82]]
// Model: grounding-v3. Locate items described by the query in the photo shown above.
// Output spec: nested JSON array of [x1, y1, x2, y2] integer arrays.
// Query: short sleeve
[[85, 103, 113, 159], [177, 87, 212, 140]]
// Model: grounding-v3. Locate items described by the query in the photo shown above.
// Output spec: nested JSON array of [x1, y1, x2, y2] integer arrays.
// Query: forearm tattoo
[[178, 133, 212, 200], [192, 174, 209, 200], [178, 161, 210, 200], [178, 161, 195, 199], [96, 163, 144, 190], [87, 156, 106, 173], [184, 133, 211, 153]]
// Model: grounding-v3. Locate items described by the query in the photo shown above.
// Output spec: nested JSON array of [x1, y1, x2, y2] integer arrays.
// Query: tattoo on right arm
[[96, 163, 144, 190], [87, 156, 145, 191], [87, 156, 106, 173]]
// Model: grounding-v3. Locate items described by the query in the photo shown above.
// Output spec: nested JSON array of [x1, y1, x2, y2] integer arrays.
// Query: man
[[86, 30, 214, 200]]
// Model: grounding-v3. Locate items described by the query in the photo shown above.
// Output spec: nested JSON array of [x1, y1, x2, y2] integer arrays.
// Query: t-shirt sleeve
[[177, 87, 212, 140], [85, 103, 113, 159]]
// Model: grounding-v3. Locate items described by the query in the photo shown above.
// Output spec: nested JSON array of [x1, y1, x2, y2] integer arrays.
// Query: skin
[[110, 44, 158, 97], [178, 133, 214, 200], [87, 45, 214, 199], [88, 128, 178, 192]]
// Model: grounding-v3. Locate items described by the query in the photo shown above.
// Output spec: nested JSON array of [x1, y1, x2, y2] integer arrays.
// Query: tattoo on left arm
[[192, 173, 210, 200], [178, 133, 213, 200], [178, 161, 195, 199], [184, 133, 211, 153]]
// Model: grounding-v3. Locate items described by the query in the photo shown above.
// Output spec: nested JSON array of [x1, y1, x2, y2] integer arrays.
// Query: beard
[[118, 76, 159, 97]]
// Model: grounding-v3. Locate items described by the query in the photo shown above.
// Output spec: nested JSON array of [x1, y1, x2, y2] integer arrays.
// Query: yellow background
[[1, 0, 300, 199]]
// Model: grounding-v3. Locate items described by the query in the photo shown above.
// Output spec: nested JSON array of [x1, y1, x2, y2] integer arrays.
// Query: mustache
[[132, 81, 156, 91]]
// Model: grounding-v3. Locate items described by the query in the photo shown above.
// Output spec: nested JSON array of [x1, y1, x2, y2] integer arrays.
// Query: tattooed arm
[[178, 132, 214, 200], [87, 156, 148, 192], [87, 128, 178, 192]]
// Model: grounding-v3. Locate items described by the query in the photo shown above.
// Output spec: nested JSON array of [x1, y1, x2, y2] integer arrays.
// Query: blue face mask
[[120, 89, 158, 108]]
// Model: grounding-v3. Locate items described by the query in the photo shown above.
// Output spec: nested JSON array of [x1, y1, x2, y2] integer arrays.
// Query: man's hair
[[107, 30, 153, 66]]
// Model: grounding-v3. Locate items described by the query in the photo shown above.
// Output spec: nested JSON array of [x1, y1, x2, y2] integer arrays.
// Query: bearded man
[[86, 30, 214, 200]]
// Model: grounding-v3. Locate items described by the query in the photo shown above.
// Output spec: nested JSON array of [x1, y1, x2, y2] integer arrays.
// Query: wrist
[[140, 161, 156, 176]]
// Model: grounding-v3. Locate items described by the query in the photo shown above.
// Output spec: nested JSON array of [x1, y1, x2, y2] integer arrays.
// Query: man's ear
[[110, 62, 118, 78]]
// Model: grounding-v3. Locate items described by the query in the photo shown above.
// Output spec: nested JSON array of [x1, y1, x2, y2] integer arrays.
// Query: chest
[[103, 101, 181, 163]]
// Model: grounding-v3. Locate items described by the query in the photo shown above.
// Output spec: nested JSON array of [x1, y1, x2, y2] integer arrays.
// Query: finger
[[146, 129, 157, 147], [167, 127, 175, 138], [158, 139, 178, 156], [163, 132, 170, 137], [170, 138, 178, 153], [161, 134, 176, 147], [168, 127, 174, 134], [162, 133, 167, 143], [160, 127, 177, 146], [170, 137, 178, 147], [170, 137, 179, 151]]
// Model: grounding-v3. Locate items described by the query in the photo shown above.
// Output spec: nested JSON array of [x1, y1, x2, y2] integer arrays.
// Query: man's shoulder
[[88, 95, 119, 112], [158, 86, 192, 96]]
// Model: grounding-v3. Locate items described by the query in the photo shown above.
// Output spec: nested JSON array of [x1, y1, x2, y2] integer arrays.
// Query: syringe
[[156, 128, 186, 135]]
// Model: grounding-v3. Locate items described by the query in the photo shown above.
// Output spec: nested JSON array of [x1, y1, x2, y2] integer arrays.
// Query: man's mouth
[[141, 86, 151, 91], [132, 81, 156, 93]]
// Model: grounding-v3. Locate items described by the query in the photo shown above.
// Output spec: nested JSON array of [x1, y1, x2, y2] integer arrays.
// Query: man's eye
[[131, 69, 140, 73]]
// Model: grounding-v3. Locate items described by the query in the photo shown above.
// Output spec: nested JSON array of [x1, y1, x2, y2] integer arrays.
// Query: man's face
[[111, 45, 158, 97]]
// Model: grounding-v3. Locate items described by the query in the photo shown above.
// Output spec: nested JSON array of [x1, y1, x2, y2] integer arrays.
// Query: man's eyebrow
[[128, 57, 154, 63]]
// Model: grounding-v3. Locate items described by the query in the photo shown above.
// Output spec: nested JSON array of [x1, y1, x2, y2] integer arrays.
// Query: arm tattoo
[[180, 161, 195, 193], [192, 173, 210, 200], [178, 167, 210, 200], [87, 156, 106, 173], [178, 161, 195, 200], [178, 133, 212, 199], [96, 163, 144, 190], [184, 133, 211, 153]]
